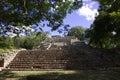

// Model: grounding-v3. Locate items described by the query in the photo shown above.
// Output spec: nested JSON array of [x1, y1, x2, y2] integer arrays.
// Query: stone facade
[[0, 50, 21, 71], [52, 36, 79, 46], [35, 36, 79, 50]]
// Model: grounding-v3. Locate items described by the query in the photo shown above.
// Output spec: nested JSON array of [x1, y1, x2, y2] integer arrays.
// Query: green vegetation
[[0, 0, 82, 34], [0, 0, 119, 50], [0, 37, 14, 49], [0, 48, 14, 55], [0, 32, 48, 54], [85, 0, 120, 49], [1, 70, 120, 80], [0, 1, 119, 80], [0, 1, 83, 52], [0, 37, 15, 54], [67, 26, 86, 40]]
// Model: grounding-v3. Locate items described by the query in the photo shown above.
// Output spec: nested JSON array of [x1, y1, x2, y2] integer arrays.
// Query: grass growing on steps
[[0, 49, 11, 55], [1, 69, 120, 80], [0, 48, 16, 55]]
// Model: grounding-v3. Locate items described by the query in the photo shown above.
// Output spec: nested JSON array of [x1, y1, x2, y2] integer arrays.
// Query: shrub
[[23, 38, 35, 49], [0, 37, 14, 49]]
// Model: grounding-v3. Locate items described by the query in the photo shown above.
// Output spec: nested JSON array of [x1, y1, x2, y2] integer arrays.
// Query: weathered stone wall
[[0, 49, 21, 71], [52, 36, 78, 45]]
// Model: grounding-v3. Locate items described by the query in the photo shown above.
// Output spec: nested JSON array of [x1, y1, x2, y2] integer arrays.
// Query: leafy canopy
[[0, 0, 82, 30], [86, 0, 120, 48], [67, 26, 86, 40]]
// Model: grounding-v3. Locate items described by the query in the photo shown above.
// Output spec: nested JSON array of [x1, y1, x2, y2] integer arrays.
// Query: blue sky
[[42, 0, 99, 36]]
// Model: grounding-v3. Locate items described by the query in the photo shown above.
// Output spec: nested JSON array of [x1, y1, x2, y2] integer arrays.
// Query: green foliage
[[23, 37, 35, 49], [86, 0, 120, 48], [33, 32, 47, 47], [13, 36, 27, 48], [13, 32, 48, 49], [67, 26, 86, 40], [0, 37, 14, 49], [0, 48, 14, 54], [0, 31, 47, 50], [0, 0, 82, 30]]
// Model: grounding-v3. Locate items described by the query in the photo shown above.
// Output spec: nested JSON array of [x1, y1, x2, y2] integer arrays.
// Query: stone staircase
[[6, 48, 70, 71], [4, 42, 120, 71]]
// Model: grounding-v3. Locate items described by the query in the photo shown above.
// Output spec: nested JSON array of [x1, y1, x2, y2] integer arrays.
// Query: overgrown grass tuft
[[0, 48, 16, 55]]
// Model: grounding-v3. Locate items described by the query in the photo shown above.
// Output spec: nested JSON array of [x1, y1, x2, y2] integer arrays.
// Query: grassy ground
[[0, 69, 120, 80], [0, 48, 17, 55], [0, 49, 10, 55]]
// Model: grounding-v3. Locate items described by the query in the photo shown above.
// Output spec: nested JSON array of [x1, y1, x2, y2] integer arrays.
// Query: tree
[[0, 0, 82, 33], [0, 37, 14, 49], [33, 32, 48, 47], [86, 0, 120, 48], [13, 31, 48, 49], [67, 26, 86, 40]]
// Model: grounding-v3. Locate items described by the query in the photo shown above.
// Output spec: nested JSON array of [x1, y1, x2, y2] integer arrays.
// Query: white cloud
[[77, 2, 99, 21]]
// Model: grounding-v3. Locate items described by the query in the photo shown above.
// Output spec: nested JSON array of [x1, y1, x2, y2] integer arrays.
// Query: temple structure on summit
[[52, 36, 79, 46], [37, 36, 79, 50]]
